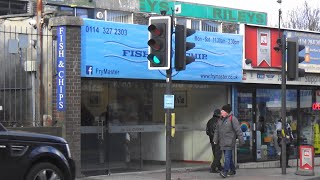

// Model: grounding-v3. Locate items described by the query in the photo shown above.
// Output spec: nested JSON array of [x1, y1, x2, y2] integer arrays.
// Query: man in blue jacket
[[213, 104, 244, 178]]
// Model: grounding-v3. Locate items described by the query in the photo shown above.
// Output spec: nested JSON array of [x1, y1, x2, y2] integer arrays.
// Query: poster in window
[[174, 91, 187, 107]]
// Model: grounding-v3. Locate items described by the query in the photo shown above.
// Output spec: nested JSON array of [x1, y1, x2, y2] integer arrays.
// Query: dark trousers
[[280, 144, 291, 167], [210, 143, 222, 170]]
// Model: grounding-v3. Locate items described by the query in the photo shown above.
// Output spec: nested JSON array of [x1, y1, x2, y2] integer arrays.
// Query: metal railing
[[0, 24, 55, 127]]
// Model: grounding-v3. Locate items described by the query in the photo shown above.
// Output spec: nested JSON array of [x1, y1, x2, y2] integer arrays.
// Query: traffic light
[[174, 25, 196, 71], [147, 16, 171, 70], [287, 38, 305, 80]]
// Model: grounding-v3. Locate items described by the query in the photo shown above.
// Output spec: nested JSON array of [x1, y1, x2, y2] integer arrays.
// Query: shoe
[[210, 167, 220, 173], [211, 169, 220, 173], [219, 171, 227, 178], [227, 170, 236, 176]]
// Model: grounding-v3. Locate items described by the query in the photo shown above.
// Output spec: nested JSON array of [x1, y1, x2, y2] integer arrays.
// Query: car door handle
[[0, 145, 6, 148]]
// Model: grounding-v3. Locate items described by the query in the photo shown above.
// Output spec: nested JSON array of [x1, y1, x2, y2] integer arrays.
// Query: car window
[[0, 123, 6, 131]]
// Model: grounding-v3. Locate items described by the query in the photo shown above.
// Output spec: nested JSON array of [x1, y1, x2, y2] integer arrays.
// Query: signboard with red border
[[245, 25, 320, 73], [245, 25, 282, 68]]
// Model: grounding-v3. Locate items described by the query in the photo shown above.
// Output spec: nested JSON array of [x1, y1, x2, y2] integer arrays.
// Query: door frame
[[234, 86, 257, 162]]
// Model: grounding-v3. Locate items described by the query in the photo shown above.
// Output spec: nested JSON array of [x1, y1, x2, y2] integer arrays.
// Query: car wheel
[[26, 162, 64, 180]]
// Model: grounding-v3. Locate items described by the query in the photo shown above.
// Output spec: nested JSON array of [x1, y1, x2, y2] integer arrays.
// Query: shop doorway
[[80, 80, 152, 175], [236, 91, 256, 162]]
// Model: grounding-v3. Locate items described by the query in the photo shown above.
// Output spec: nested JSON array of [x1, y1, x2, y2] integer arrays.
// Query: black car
[[0, 123, 75, 180]]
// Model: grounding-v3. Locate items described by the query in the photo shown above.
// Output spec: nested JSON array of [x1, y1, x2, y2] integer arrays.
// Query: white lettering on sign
[[56, 26, 66, 111]]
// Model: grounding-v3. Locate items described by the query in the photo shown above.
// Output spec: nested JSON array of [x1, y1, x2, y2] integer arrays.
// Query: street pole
[[165, 9, 174, 180], [275, 0, 287, 174], [165, 65, 172, 180], [277, 7, 287, 174], [36, 0, 43, 125], [281, 33, 287, 174]]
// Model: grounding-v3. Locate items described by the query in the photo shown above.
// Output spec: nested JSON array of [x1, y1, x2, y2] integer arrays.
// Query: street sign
[[164, 94, 174, 109]]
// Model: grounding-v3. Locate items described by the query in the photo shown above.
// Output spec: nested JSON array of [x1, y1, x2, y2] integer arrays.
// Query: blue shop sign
[[56, 26, 66, 111], [285, 30, 320, 73], [81, 19, 243, 82]]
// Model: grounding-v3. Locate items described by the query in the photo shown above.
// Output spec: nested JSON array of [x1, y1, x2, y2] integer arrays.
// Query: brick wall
[[50, 16, 83, 177], [65, 26, 81, 175]]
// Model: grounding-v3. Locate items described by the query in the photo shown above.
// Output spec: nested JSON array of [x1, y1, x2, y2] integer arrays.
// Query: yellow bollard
[[314, 123, 320, 154], [165, 113, 176, 137]]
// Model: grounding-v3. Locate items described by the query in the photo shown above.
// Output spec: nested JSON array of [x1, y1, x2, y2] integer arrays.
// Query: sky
[[180, 0, 320, 27]]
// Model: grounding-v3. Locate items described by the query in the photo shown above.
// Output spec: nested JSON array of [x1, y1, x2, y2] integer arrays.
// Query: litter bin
[[295, 145, 315, 176]]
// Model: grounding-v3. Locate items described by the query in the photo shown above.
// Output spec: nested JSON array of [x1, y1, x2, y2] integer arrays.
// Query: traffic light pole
[[165, 9, 174, 180], [277, 5, 287, 174], [165, 66, 172, 180], [281, 33, 287, 175]]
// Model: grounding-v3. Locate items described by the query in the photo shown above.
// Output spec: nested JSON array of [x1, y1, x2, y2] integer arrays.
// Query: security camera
[[245, 59, 252, 65], [160, 10, 167, 16], [30, 39, 37, 49], [273, 46, 280, 51], [29, 19, 37, 29], [29, 19, 36, 26]]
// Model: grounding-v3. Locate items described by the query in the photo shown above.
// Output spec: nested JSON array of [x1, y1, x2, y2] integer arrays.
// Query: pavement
[[77, 166, 320, 180]]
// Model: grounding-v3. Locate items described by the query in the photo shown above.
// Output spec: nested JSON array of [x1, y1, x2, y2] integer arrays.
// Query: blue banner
[[56, 26, 66, 111], [81, 19, 243, 82], [285, 30, 320, 73], [285, 30, 320, 64]]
